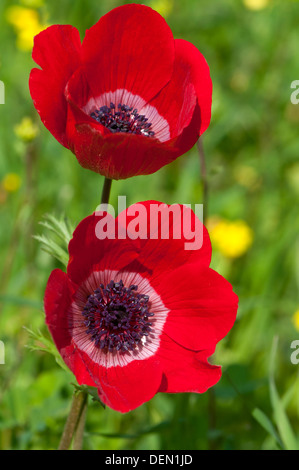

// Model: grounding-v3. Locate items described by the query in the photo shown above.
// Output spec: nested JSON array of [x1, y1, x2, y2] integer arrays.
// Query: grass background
[[1, 0, 299, 450]]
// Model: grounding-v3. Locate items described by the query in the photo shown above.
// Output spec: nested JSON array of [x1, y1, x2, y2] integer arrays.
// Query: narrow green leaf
[[34, 213, 73, 266], [269, 379, 299, 450], [268, 336, 299, 450], [24, 327, 72, 375], [252, 408, 283, 448]]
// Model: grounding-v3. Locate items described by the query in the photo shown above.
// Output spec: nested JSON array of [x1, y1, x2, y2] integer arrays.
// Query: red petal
[[64, 68, 179, 178], [29, 25, 82, 147], [145, 44, 197, 139], [117, 201, 212, 276], [65, 122, 177, 179], [64, 98, 201, 179], [65, 67, 103, 125], [174, 39, 212, 136], [158, 336, 221, 394], [44, 269, 96, 386], [64, 66, 201, 179], [76, 350, 163, 413], [82, 4, 174, 102], [154, 265, 238, 351], [67, 213, 141, 286]]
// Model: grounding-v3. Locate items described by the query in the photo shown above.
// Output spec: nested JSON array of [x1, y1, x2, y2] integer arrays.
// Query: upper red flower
[[44, 201, 238, 412], [29, 4, 212, 180]]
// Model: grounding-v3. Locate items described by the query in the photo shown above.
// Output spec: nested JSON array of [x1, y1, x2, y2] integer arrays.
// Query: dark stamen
[[90, 102, 155, 137], [82, 280, 154, 353]]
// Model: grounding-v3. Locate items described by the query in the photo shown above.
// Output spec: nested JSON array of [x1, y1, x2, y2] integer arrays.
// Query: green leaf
[[268, 336, 299, 450], [24, 326, 72, 376], [85, 420, 171, 439], [34, 213, 74, 266], [71, 383, 106, 408], [33, 234, 69, 266], [38, 213, 74, 246], [252, 408, 283, 448], [269, 378, 299, 450], [0, 295, 42, 310]]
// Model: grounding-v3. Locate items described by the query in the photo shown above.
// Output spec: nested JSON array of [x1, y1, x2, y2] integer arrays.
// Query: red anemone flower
[[44, 201, 238, 412], [29, 4, 212, 180]]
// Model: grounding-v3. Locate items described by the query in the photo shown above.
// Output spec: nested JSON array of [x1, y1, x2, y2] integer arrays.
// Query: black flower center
[[82, 280, 154, 353], [90, 102, 155, 137]]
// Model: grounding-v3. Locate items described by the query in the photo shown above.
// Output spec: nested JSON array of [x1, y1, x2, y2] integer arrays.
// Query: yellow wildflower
[[150, 0, 173, 18], [14, 117, 39, 142], [243, 0, 271, 11], [292, 310, 299, 332], [207, 217, 253, 259], [6, 6, 48, 51], [16, 23, 47, 51], [2, 173, 22, 193], [6, 6, 38, 29]]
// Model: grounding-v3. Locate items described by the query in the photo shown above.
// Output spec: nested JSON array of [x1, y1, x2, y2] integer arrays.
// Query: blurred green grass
[[1, 0, 299, 450]]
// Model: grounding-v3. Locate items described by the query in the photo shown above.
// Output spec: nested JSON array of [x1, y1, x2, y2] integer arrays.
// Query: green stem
[[58, 391, 87, 450], [197, 138, 208, 224], [73, 394, 88, 450], [101, 177, 112, 205], [58, 178, 112, 450], [197, 137, 217, 449]]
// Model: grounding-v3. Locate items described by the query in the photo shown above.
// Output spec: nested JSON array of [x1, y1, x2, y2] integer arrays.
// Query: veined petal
[[174, 39, 213, 136], [117, 200, 212, 275], [44, 269, 96, 386], [29, 25, 82, 147], [67, 213, 141, 285], [82, 4, 174, 102], [158, 337, 221, 394], [154, 265, 238, 351]]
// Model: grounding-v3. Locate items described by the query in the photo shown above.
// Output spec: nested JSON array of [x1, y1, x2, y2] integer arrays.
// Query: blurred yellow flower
[[14, 117, 39, 142], [150, 0, 173, 17], [292, 310, 299, 332], [2, 173, 22, 193], [207, 217, 253, 258], [6, 6, 48, 51], [243, 0, 270, 10], [6, 6, 37, 29]]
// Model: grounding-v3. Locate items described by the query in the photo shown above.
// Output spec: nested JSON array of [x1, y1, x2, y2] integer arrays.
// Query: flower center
[[82, 280, 154, 352], [90, 102, 155, 137]]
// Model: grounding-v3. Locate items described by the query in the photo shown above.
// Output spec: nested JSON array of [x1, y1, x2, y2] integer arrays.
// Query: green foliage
[[24, 326, 72, 375], [253, 337, 299, 450], [33, 214, 73, 266]]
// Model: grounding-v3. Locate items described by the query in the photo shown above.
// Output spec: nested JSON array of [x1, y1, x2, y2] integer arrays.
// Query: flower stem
[[58, 177, 112, 451], [197, 137, 217, 450], [58, 391, 88, 450], [101, 177, 112, 205], [197, 138, 208, 224], [73, 394, 88, 450]]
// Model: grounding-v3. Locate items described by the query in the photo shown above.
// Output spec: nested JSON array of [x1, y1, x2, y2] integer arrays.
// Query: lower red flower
[[44, 201, 238, 412]]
